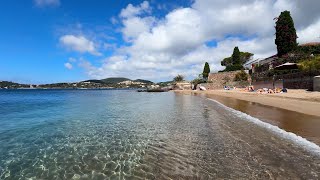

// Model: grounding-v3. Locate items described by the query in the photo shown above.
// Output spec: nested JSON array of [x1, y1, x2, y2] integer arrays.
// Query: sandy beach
[[175, 89, 320, 117], [175, 89, 320, 146]]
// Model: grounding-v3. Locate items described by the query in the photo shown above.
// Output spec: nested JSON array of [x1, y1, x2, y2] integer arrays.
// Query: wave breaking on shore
[[207, 98, 320, 156]]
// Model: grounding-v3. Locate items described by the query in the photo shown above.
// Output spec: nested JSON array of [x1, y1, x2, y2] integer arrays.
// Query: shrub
[[298, 56, 320, 72], [191, 78, 205, 85], [234, 70, 248, 82], [297, 44, 320, 55]]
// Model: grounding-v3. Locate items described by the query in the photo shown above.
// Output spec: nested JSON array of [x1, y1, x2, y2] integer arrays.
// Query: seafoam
[[207, 98, 320, 156]]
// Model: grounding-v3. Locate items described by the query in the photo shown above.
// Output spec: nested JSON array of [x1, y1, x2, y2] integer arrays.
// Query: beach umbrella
[[275, 62, 298, 70]]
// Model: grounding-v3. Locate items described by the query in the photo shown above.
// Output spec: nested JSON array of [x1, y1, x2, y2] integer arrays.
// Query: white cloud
[[120, 1, 151, 18], [68, 57, 77, 62], [121, 16, 155, 41], [64, 62, 73, 70], [79, 0, 320, 81], [34, 0, 60, 7], [59, 35, 101, 56], [297, 19, 320, 44]]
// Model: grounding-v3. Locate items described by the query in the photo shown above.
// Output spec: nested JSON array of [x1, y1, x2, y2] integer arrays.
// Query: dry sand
[[175, 89, 320, 117]]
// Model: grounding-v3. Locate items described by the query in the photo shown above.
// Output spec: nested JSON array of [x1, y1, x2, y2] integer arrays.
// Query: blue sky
[[1, 0, 319, 84], [0, 0, 190, 84]]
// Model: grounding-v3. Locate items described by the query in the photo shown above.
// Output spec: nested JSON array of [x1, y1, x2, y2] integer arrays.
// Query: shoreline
[[174, 89, 320, 117], [174, 89, 320, 145]]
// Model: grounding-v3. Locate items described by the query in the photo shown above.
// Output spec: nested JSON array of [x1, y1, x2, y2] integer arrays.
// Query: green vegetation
[[190, 78, 205, 89], [275, 10, 298, 57], [202, 62, 211, 79], [82, 79, 105, 84], [100, 77, 130, 84], [191, 78, 205, 85], [157, 81, 173, 87], [234, 70, 249, 82], [220, 47, 253, 72], [85, 77, 154, 85], [0, 81, 30, 88], [222, 64, 244, 72], [297, 44, 320, 55], [133, 79, 153, 84], [173, 75, 184, 82], [298, 56, 320, 72]]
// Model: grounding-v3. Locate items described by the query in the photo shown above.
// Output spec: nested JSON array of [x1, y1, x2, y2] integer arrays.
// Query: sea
[[0, 89, 319, 179]]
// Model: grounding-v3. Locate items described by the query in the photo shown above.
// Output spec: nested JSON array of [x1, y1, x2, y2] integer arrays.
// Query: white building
[[244, 55, 278, 70]]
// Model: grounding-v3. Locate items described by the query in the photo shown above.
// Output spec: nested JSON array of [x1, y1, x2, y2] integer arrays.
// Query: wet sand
[[145, 94, 320, 179], [175, 89, 320, 117], [175, 90, 320, 146]]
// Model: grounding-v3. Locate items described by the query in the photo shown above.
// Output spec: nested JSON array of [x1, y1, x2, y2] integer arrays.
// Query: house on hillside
[[118, 80, 146, 85], [244, 55, 278, 72], [299, 42, 320, 47]]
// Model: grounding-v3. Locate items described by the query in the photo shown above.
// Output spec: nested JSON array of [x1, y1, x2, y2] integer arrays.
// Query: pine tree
[[232, 47, 240, 65], [275, 10, 298, 57], [202, 62, 210, 79]]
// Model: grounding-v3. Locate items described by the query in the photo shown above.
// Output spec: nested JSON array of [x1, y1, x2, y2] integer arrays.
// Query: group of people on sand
[[223, 86, 234, 90], [244, 86, 287, 94], [223, 85, 288, 94]]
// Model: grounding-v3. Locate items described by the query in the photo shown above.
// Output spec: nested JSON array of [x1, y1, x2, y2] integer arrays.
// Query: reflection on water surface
[[0, 90, 319, 179]]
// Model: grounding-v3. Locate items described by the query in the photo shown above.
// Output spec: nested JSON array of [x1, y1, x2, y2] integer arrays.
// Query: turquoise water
[[0, 90, 320, 179]]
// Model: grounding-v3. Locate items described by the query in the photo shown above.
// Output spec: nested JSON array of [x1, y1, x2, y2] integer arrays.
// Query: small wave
[[207, 98, 320, 156]]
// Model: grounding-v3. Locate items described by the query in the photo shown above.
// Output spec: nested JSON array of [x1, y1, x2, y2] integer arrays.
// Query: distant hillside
[[82, 79, 105, 84], [133, 79, 153, 84], [98, 77, 153, 84], [0, 81, 29, 88], [0, 81, 20, 86], [1, 78, 154, 89], [100, 77, 131, 84]]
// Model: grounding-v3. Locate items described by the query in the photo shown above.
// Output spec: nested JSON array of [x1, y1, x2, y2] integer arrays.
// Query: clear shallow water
[[203, 94, 320, 146], [0, 90, 320, 179]]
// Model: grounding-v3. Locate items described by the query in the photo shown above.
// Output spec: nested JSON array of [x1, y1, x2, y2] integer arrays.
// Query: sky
[[0, 0, 320, 84]]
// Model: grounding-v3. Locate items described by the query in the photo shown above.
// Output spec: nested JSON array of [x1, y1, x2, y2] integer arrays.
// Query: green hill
[[100, 77, 131, 84], [133, 79, 153, 84], [82, 79, 105, 84], [0, 81, 29, 88]]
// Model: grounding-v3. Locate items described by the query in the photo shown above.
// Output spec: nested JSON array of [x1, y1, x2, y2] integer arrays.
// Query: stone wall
[[252, 80, 283, 90], [205, 70, 244, 89], [283, 77, 313, 90]]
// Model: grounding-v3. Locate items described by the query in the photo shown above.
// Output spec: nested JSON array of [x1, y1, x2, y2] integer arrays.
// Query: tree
[[202, 62, 211, 79], [275, 10, 298, 57], [232, 46, 241, 65], [221, 51, 254, 67], [191, 78, 205, 90], [220, 47, 251, 72], [173, 75, 184, 82]]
